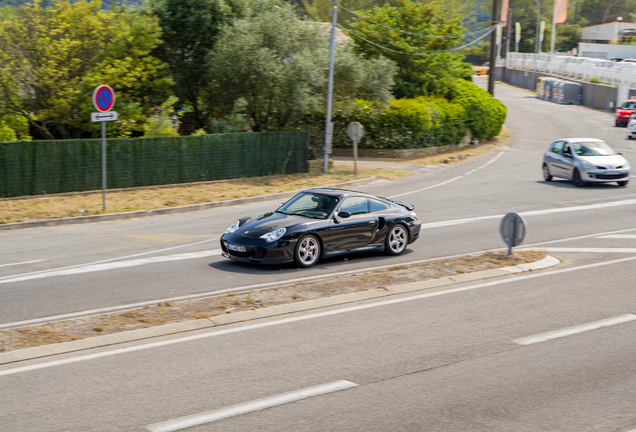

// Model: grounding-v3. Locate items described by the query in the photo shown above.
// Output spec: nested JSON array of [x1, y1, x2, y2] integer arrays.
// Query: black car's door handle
[[368, 221, 375, 226]]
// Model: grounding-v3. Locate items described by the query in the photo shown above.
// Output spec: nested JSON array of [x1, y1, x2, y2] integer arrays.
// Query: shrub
[[450, 80, 506, 140], [305, 79, 505, 149]]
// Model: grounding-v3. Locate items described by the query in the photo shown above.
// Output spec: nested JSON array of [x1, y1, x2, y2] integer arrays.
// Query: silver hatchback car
[[543, 138, 630, 187]]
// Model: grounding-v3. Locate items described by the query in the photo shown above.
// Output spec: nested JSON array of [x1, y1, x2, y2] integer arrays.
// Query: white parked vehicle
[[627, 113, 636, 139]]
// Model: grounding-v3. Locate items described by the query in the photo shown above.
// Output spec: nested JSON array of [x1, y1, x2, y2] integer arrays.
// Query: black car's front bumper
[[220, 236, 296, 264]]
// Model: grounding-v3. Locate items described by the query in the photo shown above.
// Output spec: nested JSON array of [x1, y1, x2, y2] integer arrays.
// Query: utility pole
[[503, 0, 512, 81], [488, 0, 501, 95], [323, 1, 338, 174]]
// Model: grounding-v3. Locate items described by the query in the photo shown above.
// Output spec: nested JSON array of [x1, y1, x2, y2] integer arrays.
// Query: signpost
[[500, 212, 527, 255], [92, 85, 117, 212], [347, 122, 364, 176]]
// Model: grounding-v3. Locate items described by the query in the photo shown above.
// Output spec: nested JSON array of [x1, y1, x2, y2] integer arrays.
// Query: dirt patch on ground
[[0, 251, 545, 353]]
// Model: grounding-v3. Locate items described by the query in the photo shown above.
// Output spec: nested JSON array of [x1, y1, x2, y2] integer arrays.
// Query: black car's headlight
[[260, 227, 286, 243], [225, 220, 240, 234]]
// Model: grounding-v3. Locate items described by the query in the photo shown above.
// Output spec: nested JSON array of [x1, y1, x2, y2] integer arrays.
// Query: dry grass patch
[[0, 251, 547, 353], [0, 166, 410, 224]]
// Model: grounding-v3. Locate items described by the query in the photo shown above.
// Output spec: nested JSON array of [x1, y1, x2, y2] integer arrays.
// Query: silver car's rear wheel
[[385, 224, 408, 256], [294, 235, 320, 268], [543, 164, 553, 181]]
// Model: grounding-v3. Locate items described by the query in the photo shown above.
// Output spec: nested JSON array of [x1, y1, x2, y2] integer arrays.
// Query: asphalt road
[[1, 78, 636, 325], [1, 244, 636, 431], [1, 79, 636, 431]]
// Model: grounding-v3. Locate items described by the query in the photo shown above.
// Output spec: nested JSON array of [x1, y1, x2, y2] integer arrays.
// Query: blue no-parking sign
[[93, 85, 116, 112]]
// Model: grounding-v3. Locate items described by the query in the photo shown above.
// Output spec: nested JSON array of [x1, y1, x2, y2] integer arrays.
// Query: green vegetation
[[0, 0, 507, 148], [349, 0, 472, 98], [0, 0, 173, 140], [204, 0, 396, 132], [309, 79, 505, 149]]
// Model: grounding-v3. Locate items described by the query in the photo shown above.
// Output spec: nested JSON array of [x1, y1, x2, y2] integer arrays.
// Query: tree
[[347, 0, 471, 99], [0, 0, 174, 140], [578, 0, 636, 25], [204, 0, 397, 131], [143, 0, 250, 130]]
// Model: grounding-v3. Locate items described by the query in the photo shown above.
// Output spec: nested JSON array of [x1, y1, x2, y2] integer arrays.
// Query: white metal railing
[[507, 52, 636, 89]]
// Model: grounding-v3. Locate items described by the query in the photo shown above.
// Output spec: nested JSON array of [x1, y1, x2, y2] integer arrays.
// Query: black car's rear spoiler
[[380, 197, 415, 211]]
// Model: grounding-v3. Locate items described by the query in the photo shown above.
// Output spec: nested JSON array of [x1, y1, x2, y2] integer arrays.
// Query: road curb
[[0, 176, 376, 231], [0, 255, 560, 365]]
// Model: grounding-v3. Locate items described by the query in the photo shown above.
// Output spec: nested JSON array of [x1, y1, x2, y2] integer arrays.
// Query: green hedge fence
[[0, 131, 308, 198]]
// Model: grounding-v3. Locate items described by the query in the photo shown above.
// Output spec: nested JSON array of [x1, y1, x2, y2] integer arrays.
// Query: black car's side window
[[340, 197, 369, 215], [369, 199, 390, 213]]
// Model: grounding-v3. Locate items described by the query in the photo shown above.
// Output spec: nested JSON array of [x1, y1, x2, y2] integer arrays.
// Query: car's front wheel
[[293, 234, 321, 268], [543, 164, 553, 181], [385, 224, 408, 256], [617, 180, 629, 187], [572, 169, 586, 187]]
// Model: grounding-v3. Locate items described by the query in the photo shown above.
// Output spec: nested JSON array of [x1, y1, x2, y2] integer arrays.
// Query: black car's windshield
[[572, 141, 616, 156], [277, 192, 339, 219]]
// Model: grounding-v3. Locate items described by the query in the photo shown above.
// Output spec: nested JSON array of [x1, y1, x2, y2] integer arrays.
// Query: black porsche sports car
[[220, 188, 421, 268]]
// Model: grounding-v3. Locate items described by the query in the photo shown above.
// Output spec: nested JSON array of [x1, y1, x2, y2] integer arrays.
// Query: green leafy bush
[[306, 79, 505, 149], [450, 79, 506, 140]]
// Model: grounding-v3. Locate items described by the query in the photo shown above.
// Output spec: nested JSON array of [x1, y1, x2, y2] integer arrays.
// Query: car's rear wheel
[[617, 180, 629, 187], [294, 234, 320, 268], [572, 169, 586, 187], [543, 164, 553, 181], [385, 224, 408, 256]]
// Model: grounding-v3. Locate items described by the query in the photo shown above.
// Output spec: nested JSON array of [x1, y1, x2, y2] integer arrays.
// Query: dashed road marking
[[389, 151, 506, 198], [597, 234, 636, 239], [0, 250, 221, 285], [0, 260, 44, 268], [2, 254, 636, 378], [146, 380, 358, 432], [521, 247, 636, 253], [513, 314, 636, 345]]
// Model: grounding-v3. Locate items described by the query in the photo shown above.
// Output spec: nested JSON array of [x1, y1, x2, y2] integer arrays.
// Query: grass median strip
[[0, 251, 545, 353]]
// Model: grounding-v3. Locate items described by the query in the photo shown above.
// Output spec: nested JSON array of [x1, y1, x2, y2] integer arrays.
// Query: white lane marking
[[4, 225, 636, 329], [145, 380, 358, 432], [389, 151, 506, 198], [524, 227, 636, 248], [388, 176, 463, 198], [0, 237, 219, 283], [420, 198, 636, 229], [0, 250, 222, 285], [520, 247, 636, 253], [5, 225, 636, 330], [0, 260, 44, 268], [513, 314, 636, 345], [597, 234, 636, 239], [473, 149, 506, 170], [2, 254, 636, 378]]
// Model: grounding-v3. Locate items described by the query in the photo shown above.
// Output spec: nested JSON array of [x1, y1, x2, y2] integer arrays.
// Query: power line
[[338, 24, 496, 56], [338, 4, 496, 39]]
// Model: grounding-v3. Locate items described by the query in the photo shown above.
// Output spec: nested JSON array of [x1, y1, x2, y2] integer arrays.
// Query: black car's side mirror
[[337, 211, 351, 218]]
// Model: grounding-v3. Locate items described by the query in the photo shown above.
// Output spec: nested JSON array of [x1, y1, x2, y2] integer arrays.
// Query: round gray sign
[[500, 212, 527, 250]]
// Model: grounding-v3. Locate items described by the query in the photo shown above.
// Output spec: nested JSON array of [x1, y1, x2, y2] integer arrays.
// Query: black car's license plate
[[227, 243, 246, 252]]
